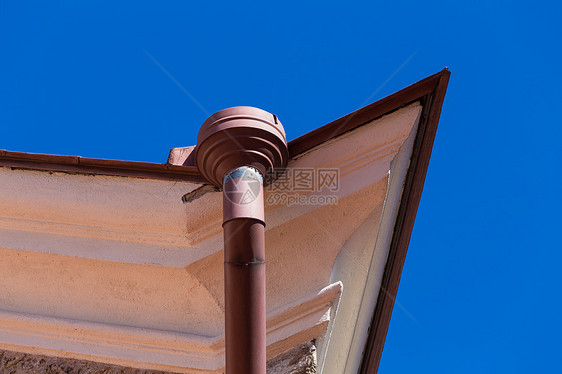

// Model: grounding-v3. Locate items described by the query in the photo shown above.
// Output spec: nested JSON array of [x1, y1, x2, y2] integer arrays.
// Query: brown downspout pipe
[[195, 107, 289, 374]]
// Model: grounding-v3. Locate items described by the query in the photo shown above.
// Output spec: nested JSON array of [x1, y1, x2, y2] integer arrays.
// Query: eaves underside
[[0, 68, 450, 374]]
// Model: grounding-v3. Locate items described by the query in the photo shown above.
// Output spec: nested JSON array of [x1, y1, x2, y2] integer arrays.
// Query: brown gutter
[[195, 107, 288, 374], [0, 149, 205, 183], [359, 68, 450, 374]]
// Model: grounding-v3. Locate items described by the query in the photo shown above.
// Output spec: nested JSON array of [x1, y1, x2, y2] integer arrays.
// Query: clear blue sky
[[1, 1, 561, 372]]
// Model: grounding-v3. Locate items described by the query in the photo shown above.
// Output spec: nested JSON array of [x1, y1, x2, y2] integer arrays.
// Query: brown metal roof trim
[[358, 68, 450, 374], [0, 150, 206, 183], [288, 69, 449, 158]]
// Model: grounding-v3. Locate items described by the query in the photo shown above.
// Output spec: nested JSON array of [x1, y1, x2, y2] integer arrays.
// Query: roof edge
[[0, 150, 205, 183], [358, 68, 450, 374], [0, 69, 449, 187], [288, 68, 449, 157]]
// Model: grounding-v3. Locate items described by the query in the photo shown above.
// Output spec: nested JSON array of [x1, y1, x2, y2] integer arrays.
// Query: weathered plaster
[[0, 341, 316, 373], [267, 341, 317, 374]]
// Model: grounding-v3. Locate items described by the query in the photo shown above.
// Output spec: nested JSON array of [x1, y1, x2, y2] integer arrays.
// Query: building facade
[[0, 70, 449, 373]]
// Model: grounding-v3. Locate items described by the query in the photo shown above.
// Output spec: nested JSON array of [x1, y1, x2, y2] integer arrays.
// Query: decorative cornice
[[0, 283, 341, 373], [0, 104, 421, 269]]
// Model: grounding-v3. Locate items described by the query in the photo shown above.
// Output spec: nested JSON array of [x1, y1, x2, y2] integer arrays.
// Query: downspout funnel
[[195, 107, 289, 374]]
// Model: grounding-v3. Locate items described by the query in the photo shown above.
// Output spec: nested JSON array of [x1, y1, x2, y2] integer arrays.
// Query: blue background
[[1, 1, 561, 372]]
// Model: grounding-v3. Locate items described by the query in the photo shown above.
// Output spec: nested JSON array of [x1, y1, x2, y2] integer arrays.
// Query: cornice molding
[[0, 103, 421, 268], [0, 283, 341, 373], [0, 216, 188, 247]]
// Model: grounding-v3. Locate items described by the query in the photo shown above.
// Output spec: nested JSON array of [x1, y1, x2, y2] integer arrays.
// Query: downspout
[[195, 107, 289, 374]]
